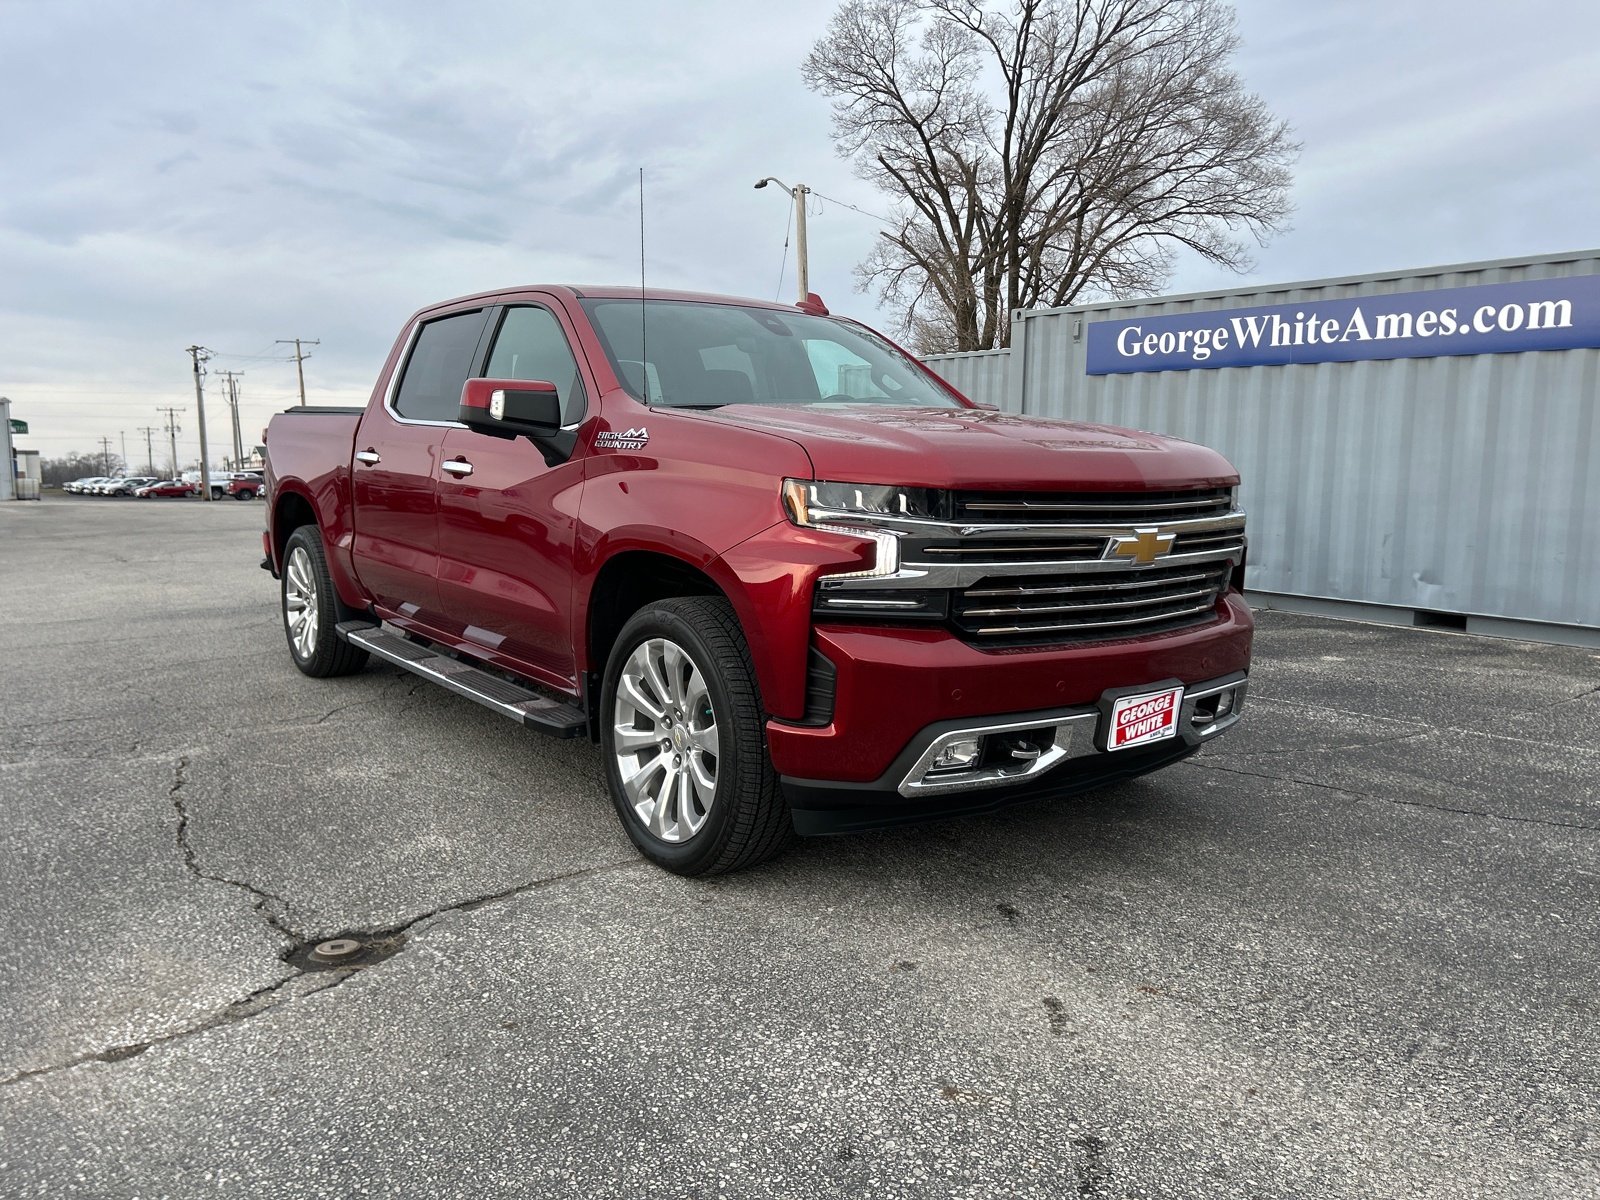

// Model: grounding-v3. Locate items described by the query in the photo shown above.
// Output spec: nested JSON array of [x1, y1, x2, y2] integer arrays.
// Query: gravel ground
[[1, 495, 1596, 1198]]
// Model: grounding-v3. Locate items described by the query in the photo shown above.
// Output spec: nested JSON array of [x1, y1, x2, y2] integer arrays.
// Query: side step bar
[[336, 622, 587, 738]]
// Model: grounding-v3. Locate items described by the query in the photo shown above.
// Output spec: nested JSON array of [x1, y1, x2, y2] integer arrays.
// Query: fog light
[[1214, 689, 1234, 717], [930, 738, 982, 772]]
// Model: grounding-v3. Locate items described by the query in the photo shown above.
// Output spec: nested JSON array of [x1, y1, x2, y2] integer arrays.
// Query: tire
[[281, 526, 370, 678], [235, 489, 255, 501], [601, 596, 792, 876]]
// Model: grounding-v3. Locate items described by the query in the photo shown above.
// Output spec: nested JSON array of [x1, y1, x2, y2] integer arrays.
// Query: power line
[[775, 193, 795, 301], [809, 190, 895, 225]]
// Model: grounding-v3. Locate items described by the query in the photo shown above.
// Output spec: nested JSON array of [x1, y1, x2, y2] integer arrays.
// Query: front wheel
[[601, 597, 791, 876], [281, 526, 370, 678], [235, 489, 255, 501]]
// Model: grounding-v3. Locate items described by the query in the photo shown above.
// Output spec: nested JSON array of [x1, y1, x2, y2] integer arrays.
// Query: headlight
[[781, 479, 940, 526], [782, 479, 938, 581]]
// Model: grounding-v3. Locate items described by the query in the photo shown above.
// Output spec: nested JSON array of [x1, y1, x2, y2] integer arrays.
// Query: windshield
[[580, 299, 961, 409]]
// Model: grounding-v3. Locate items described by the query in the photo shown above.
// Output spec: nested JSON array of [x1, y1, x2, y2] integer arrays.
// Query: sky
[[3, 0, 1598, 466]]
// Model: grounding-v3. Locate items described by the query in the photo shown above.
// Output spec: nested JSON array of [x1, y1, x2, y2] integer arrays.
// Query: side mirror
[[459, 378, 562, 440]]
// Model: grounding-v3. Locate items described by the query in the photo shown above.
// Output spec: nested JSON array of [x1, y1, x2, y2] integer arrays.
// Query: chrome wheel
[[612, 637, 719, 842], [283, 545, 319, 661]]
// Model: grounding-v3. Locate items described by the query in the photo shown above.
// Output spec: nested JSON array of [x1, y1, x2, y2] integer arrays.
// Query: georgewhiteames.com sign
[[1085, 274, 1600, 374]]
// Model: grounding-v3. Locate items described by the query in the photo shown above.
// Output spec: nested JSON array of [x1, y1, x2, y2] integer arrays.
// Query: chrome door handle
[[355, 451, 381, 465], [441, 460, 474, 477]]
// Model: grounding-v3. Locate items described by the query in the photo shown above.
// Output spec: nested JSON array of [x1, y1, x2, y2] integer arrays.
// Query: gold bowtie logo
[[1107, 527, 1177, 564]]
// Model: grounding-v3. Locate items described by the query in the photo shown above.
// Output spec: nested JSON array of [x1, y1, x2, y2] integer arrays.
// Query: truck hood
[[698, 404, 1238, 490]]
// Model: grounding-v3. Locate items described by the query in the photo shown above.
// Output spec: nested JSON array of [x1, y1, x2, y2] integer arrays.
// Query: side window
[[484, 306, 588, 425], [392, 309, 488, 422]]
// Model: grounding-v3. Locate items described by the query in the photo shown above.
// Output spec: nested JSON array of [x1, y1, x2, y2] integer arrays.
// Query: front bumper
[[765, 591, 1253, 783], [781, 669, 1247, 834]]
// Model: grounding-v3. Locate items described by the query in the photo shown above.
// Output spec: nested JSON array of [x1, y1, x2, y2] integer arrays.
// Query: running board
[[337, 621, 586, 738]]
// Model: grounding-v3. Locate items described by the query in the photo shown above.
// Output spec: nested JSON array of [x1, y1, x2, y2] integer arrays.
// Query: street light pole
[[754, 177, 810, 304]]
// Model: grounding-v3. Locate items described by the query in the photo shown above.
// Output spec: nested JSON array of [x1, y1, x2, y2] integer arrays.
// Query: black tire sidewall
[[600, 603, 755, 875]]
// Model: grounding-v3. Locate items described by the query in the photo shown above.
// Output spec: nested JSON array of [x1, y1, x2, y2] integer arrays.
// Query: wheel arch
[[272, 486, 369, 619]]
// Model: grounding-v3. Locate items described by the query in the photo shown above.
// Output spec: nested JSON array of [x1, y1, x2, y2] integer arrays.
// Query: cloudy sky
[[4, 0, 1597, 465]]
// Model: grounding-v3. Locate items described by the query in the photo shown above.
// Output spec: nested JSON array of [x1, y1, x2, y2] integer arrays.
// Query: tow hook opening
[[926, 727, 1057, 777]]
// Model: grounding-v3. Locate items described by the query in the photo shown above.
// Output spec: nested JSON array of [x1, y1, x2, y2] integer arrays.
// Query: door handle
[[441, 460, 474, 477], [355, 450, 381, 465]]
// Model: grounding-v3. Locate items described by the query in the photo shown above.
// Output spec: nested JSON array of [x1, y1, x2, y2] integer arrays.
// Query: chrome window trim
[[383, 318, 468, 429], [383, 304, 591, 432]]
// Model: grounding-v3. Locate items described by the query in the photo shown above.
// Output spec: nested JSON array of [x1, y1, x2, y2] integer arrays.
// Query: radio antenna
[[638, 167, 648, 403]]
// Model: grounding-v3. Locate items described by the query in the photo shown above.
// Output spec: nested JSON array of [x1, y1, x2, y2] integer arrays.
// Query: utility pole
[[276, 338, 320, 406], [98, 436, 115, 477], [754, 177, 810, 303], [156, 406, 185, 478], [138, 426, 158, 475], [120, 431, 127, 475], [187, 346, 214, 500], [216, 370, 245, 468]]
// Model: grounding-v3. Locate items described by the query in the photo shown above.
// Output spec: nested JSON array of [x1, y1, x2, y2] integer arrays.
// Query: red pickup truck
[[263, 285, 1251, 875]]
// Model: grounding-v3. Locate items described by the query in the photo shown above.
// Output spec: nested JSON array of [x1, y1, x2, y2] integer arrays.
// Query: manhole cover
[[310, 939, 362, 963], [285, 931, 406, 973]]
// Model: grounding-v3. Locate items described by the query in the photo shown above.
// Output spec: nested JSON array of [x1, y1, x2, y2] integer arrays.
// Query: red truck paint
[[265, 284, 1251, 835]]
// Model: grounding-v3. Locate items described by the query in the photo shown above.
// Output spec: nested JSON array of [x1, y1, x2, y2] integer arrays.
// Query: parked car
[[107, 476, 160, 496], [226, 473, 264, 500], [65, 476, 110, 494], [136, 480, 196, 498], [264, 284, 1251, 877]]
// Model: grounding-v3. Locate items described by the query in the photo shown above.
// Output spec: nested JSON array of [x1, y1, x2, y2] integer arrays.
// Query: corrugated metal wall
[[919, 348, 1013, 410], [921, 250, 1600, 631]]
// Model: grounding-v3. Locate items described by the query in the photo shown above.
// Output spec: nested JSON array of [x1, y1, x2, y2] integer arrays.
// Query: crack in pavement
[[0, 759, 647, 1091], [169, 756, 297, 941], [1184, 758, 1600, 832]]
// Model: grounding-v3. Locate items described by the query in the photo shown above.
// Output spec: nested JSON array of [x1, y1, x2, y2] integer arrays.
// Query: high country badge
[[595, 426, 649, 450]]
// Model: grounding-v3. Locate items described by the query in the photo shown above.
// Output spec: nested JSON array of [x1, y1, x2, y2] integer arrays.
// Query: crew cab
[[263, 286, 1251, 876]]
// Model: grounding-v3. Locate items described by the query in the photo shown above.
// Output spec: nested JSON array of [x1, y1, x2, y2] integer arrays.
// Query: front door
[[351, 306, 490, 618], [436, 302, 591, 692]]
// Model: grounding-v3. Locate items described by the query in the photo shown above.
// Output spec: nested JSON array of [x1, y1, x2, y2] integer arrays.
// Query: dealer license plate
[[1107, 685, 1185, 751]]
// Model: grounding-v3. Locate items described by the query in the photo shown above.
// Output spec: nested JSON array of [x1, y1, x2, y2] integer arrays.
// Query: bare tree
[[804, 0, 1298, 352]]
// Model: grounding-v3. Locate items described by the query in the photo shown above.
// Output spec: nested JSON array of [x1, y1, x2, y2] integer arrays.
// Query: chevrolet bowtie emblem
[[1106, 527, 1177, 564]]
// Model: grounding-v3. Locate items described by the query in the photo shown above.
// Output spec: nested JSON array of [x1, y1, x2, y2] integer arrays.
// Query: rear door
[[351, 306, 491, 619], [436, 300, 592, 691]]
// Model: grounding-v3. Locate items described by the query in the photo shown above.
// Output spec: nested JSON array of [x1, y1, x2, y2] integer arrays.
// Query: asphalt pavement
[[1, 495, 1596, 1199]]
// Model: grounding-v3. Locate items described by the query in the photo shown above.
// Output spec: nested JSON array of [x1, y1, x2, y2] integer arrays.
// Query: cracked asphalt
[[1, 496, 1596, 1198]]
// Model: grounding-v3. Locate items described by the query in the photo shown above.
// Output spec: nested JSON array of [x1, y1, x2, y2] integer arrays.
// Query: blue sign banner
[[1086, 273, 1600, 374]]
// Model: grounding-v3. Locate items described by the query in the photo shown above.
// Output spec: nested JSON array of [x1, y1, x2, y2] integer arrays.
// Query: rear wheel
[[281, 526, 370, 678], [601, 597, 791, 876]]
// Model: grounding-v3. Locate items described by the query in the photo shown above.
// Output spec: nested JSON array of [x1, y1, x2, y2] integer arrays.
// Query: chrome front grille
[[956, 486, 1234, 524], [952, 562, 1233, 643], [811, 485, 1246, 648]]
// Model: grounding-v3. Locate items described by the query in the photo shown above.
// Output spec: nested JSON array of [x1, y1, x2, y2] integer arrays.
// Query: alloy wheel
[[612, 637, 719, 842], [283, 545, 319, 661]]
